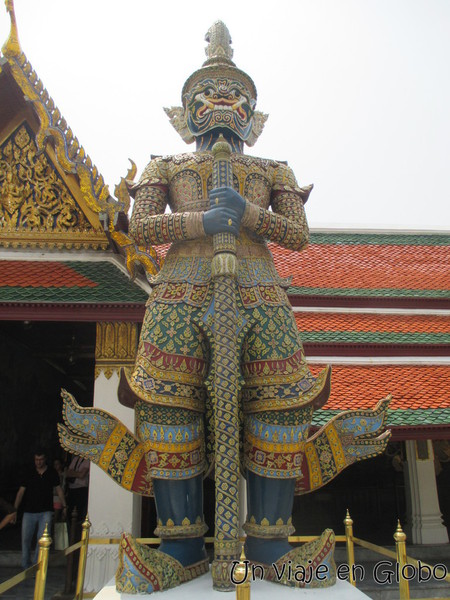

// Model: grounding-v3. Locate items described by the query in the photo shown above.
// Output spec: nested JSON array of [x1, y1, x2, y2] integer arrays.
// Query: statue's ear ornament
[[246, 111, 269, 147], [164, 106, 195, 144]]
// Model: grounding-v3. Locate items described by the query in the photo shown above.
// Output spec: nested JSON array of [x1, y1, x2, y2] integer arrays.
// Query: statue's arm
[[241, 163, 311, 251], [129, 186, 205, 246], [128, 159, 205, 246]]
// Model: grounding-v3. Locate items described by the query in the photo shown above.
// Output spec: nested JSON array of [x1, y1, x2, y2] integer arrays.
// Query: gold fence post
[[33, 524, 52, 600], [234, 547, 250, 600], [394, 520, 410, 600], [64, 506, 78, 593], [344, 509, 356, 586], [74, 514, 91, 600]]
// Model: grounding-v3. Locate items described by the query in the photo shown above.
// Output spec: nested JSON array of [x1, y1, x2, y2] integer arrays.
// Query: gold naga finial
[[2, 0, 22, 57]]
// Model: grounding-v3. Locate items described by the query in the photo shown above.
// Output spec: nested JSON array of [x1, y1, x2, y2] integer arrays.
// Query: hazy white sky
[[1, 0, 449, 230]]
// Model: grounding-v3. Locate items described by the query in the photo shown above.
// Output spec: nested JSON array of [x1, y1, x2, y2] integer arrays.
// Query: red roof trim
[[0, 303, 145, 322], [389, 425, 450, 441], [289, 294, 450, 310], [304, 343, 450, 357]]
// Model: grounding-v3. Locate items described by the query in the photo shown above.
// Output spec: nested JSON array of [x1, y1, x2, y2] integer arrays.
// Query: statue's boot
[[116, 475, 209, 594], [244, 473, 336, 588]]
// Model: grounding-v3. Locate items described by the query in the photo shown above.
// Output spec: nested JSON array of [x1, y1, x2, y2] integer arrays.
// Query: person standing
[[14, 450, 67, 568], [52, 458, 66, 522], [66, 455, 89, 524]]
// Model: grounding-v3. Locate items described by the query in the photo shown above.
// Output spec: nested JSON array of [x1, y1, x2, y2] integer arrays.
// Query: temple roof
[[270, 233, 450, 307], [0, 257, 148, 321], [311, 364, 450, 411], [0, 259, 147, 303], [310, 364, 450, 433], [295, 311, 450, 354]]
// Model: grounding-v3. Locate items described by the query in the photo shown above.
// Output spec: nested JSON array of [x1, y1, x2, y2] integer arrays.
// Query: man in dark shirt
[[14, 450, 67, 568]]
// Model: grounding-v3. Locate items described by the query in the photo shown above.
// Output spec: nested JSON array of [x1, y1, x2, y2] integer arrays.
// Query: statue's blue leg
[[244, 471, 296, 564], [153, 475, 208, 566]]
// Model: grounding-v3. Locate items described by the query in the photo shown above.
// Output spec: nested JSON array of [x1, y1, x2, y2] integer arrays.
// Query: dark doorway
[[293, 445, 407, 545], [0, 320, 96, 514]]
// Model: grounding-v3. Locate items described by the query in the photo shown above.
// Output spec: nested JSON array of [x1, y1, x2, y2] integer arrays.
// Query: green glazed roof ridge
[[312, 408, 450, 427], [288, 286, 450, 299], [300, 332, 450, 345], [308, 233, 450, 246]]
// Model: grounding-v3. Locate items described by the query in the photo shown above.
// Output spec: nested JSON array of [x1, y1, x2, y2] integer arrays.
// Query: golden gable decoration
[[0, 0, 110, 250], [0, 123, 107, 248]]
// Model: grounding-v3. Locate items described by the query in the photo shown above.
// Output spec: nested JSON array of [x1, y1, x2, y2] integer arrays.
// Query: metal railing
[[342, 510, 450, 600], [0, 515, 90, 600], [1, 510, 448, 599]]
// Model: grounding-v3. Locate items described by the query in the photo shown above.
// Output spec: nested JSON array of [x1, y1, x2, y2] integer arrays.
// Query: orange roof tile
[[309, 364, 450, 410], [0, 261, 97, 288], [270, 244, 450, 291], [294, 312, 450, 334], [155, 237, 449, 295]]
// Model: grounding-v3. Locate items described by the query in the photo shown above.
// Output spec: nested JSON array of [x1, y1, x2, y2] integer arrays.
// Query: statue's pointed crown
[[203, 20, 234, 66], [181, 20, 257, 105]]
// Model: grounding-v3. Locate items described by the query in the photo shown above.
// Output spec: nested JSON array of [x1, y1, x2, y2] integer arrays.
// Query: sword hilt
[[211, 135, 236, 277]]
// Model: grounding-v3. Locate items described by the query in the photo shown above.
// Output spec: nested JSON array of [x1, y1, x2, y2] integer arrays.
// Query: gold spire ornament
[[2, 0, 21, 57]]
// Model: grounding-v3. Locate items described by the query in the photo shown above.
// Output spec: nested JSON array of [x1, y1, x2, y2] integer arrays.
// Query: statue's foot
[[116, 534, 209, 594], [246, 529, 336, 588]]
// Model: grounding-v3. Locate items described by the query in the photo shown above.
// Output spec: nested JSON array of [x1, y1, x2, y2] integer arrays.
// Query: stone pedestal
[[404, 439, 449, 544], [93, 573, 370, 599]]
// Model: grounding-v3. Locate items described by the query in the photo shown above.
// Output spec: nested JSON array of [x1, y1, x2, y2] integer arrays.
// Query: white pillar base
[[404, 440, 449, 545], [84, 371, 140, 594]]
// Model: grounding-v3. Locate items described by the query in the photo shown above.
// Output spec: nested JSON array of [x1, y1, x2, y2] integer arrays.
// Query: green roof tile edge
[[312, 408, 450, 427], [309, 233, 450, 246], [288, 286, 450, 298], [299, 332, 450, 344]]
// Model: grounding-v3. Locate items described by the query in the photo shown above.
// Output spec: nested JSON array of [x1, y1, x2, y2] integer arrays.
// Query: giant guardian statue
[[59, 21, 391, 594]]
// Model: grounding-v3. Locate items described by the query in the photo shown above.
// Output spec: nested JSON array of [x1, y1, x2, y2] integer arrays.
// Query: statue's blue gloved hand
[[204, 187, 246, 236], [209, 187, 246, 219], [203, 207, 241, 236]]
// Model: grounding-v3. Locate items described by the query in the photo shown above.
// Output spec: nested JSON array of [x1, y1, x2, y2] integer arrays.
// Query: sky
[[1, 0, 449, 230]]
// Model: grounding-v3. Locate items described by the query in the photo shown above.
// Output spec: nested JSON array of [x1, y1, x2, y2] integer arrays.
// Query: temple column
[[84, 322, 140, 593], [404, 439, 449, 544]]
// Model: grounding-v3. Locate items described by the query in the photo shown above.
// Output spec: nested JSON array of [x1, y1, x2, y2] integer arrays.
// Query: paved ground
[[0, 526, 78, 599], [0, 564, 66, 600]]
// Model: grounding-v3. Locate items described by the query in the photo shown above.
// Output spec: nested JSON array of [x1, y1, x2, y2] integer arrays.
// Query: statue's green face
[[186, 77, 255, 141]]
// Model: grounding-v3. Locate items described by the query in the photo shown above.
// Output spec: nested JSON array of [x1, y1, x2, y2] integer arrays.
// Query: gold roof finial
[[2, 0, 22, 57]]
